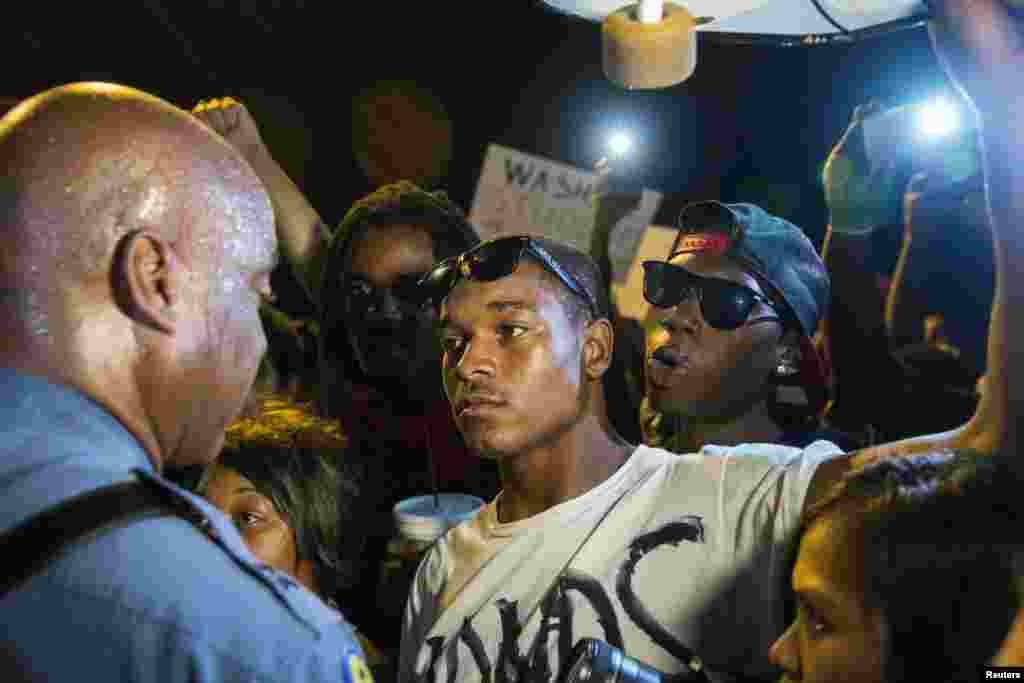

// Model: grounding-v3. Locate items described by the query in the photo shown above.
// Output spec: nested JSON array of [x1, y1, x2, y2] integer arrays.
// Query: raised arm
[[926, 0, 1024, 457], [809, 1, 1024, 500], [192, 98, 330, 305], [818, 105, 909, 435], [884, 173, 930, 349]]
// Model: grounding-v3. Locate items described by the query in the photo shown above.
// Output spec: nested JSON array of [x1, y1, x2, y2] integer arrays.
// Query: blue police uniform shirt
[[0, 368, 372, 683]]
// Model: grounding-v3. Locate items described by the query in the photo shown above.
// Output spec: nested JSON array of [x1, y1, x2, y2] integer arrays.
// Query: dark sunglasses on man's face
[[642, 260, 780, 331], [346, 273, 430, 313], [417, 236, 600, 318]]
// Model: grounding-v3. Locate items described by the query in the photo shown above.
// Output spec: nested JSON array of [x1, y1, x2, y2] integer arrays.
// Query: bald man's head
[[0, 83, 270, 288], [0, 83, 277, 469]]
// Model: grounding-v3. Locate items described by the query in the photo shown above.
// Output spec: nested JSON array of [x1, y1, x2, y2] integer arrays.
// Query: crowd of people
[[0, 1, 1021, 682]]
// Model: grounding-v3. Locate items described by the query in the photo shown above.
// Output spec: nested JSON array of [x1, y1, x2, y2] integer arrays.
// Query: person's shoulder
[[626, 444, 680, 472], [700, 440, 843, 466], [779, 424, 865, 452], [95, 514, 348, 631], [648, 441, 843, 493], [34, 513, 365, 682]]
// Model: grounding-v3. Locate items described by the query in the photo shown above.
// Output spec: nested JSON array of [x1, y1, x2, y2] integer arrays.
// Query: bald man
[[0, 84, 368, 683]]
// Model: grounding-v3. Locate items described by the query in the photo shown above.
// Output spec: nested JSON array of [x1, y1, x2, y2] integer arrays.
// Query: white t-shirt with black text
[[399, 442, 840, 683]]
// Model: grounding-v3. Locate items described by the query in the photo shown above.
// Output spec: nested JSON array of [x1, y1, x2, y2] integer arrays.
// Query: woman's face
[[768, 514, 885, 683], [200, 464, 316, 593]]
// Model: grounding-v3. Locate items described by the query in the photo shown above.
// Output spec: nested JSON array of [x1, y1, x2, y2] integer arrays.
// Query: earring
[[775, 343, 801, 378]]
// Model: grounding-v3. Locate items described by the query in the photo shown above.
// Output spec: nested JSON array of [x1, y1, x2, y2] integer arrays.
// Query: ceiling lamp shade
[[543, 0, 926, 35], [545, 0, 928, 88]]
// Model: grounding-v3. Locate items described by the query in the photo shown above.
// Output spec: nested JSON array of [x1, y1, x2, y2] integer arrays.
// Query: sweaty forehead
[[189, 144, 276, 272], [349, 223, 436, 286], [668, 250, 763, 293]]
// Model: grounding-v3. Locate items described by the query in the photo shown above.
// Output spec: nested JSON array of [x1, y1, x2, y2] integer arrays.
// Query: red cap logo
[[676, 233, 732, 255]]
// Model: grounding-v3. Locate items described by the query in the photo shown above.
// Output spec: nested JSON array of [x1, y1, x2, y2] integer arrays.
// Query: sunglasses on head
[[642, 260, 781, 331], [418, 236, 600, 318]]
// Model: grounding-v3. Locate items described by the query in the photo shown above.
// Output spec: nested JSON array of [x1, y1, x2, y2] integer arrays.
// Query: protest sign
[[469, 144, 661, 282]]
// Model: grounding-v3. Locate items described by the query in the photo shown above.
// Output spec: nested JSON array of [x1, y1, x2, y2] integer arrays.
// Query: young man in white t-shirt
[[399, 230, 1003, 682]]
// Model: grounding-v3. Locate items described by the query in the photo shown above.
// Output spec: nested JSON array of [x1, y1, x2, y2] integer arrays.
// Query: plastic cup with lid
[[393, 493, 486, 546]]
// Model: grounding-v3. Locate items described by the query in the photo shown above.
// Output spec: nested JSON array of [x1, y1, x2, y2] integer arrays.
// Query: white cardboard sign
[[469, 144, 662, 282]]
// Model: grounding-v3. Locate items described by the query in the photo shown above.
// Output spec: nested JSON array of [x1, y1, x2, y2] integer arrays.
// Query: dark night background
[[0, 1, 948, 316]]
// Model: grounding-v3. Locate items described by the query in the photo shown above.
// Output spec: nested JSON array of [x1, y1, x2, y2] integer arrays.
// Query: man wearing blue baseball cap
[[642, 200, 858, 453]]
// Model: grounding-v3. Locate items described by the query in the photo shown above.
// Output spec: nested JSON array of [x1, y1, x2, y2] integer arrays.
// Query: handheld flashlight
[[608, 131, 633, 159]]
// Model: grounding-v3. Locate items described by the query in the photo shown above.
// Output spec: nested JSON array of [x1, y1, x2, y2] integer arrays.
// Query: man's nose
[[366, 290, 403, 322], [663, 294, 702, 336], [453, 336, 496, 382]]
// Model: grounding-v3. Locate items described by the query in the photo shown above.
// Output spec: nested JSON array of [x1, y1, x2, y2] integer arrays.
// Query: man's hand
[[822, 104, 908, 235], [193, 97, 268, 160], [927, 0, 1024, 119]]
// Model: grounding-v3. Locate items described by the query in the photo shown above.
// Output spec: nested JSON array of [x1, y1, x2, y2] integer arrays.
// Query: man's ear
[[582, 318, 615, 381], [112, 230, 182, 335]]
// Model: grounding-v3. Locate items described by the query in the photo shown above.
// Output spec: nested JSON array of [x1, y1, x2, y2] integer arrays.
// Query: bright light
[[608, 131, 632, 158], [916, 99, 960, 140]]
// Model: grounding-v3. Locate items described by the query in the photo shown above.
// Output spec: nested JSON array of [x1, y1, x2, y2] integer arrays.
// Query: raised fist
[[192, 97, 267, 158], [822, 103, 907, 235]]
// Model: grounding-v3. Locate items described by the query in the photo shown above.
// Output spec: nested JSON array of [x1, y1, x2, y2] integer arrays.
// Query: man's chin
[[165, 431, 226, 471], [458, 424, 517, 461], [647, 389, 682, 415]]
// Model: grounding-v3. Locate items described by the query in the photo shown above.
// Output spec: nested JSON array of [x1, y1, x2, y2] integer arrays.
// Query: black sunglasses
[[642, 260, 780, 331], [418, 236, 600, 318], [345, 273, 432, 314]]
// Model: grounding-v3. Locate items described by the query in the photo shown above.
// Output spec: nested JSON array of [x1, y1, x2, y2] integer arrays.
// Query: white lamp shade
[[542, 0, 926, 35]]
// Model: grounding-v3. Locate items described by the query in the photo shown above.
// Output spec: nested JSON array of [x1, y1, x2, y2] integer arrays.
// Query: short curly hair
[[199, 395, 360, 600]]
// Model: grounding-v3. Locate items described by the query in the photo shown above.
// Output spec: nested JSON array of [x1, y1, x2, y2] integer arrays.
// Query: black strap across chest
[[0, 480, 188, 599]]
